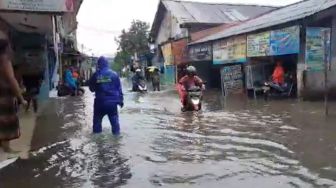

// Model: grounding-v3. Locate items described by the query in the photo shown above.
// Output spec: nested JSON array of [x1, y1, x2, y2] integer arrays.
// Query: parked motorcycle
[[57, 83, 85, 97], [184, 86, 203, 111], [263, 76, 294, 100]]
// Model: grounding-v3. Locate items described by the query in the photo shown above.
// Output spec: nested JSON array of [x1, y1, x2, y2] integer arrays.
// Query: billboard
[[189, 43, 212, 62], [247, 31, 270, 57], [0, 0, 74, 12], [270, 26, 300, 56], [213, 35, 246, 64]]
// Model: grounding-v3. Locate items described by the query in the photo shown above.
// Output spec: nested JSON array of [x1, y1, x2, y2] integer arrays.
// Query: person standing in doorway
[[89, 56, 124, 135], [0, 39, 27, 152]]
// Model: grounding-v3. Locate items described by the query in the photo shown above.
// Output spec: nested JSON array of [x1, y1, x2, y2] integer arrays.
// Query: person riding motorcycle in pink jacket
[[178, 66, 205, 110]]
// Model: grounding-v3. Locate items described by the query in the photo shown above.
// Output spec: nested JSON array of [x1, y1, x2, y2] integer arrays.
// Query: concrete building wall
[[155, 11, 188, 46], [156, 11, 172, 45]]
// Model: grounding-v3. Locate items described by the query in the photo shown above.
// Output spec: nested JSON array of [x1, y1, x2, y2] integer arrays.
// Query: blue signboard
[[305, 27, 331, 71], [270, 26, 300, 56]]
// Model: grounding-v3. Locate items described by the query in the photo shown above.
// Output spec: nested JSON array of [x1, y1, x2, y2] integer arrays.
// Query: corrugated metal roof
[[191, 0, 336, 44], [162, 0, 277, 24]]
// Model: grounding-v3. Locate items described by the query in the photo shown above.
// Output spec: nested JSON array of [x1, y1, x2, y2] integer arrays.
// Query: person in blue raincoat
[[89, 56, 124, 135], [64, 68, 77, 94]]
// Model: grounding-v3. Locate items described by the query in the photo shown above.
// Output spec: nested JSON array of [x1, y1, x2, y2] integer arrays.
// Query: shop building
[[0, 0, 84, 100], [150, 0, 277, 85], [190, 0, 336, 99]]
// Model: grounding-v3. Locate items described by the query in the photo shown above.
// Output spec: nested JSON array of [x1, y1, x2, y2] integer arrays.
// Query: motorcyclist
[[132, 68, 144, 91], [64, 68, 77, 95], [271, 61, 286, 92], [89, 56, 124, 135], [178, 66, 205, 110]]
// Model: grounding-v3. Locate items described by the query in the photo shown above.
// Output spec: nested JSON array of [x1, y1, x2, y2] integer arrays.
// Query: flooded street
[[1, 84, 336, 188]]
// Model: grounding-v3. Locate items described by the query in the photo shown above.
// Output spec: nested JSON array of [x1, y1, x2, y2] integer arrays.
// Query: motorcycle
[[184, 86, 203, 111], [263, 76, 294, 100], [57, 83, 85, 97], [132, 79, 147, 92]]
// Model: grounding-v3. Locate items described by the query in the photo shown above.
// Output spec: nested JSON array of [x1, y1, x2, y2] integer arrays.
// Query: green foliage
[[113, 20, 150, 75], [112, 51, 130, 73], [115, 20, 150, 56]]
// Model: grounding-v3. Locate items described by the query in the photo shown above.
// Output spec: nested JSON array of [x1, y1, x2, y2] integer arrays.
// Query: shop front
[[188, 43, 216, 88], [213, 35, 247, 96], [11, 32, 52, 100], [245, 26, 300, 98]]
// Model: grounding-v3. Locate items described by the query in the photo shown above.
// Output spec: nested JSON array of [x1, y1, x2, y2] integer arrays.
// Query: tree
[[113, 20, 150, 74], [115, 20, 150, 58], [112, 50, 131, 73]]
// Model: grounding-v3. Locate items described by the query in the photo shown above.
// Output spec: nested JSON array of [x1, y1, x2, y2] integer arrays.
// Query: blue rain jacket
[[65, 69, 77, 89], [89, 56, 123, 104]]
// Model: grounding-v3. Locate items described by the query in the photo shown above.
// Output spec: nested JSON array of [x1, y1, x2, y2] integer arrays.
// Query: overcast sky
[[77, 0, 301, 56]]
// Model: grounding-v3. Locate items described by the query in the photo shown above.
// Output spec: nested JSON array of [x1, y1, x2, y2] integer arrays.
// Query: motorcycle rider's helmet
[[186, 66, 197, 76], [135, 68, 142, 74]]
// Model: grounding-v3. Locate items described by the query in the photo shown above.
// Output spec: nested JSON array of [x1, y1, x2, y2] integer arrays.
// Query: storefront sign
[[189, 43, 212, 62], [213, 35, 247, 65], [247, 32, 270, 57], [305, 27, 330, 71], [161, 43, 173, 66], [0, 0, 74, 12], [221, 65, 244, 96], [270, 26, 300, 56]]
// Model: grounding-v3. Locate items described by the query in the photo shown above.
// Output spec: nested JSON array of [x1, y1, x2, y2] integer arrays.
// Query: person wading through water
[[89, 56, 124, 135], [0, 39, 27, 153]]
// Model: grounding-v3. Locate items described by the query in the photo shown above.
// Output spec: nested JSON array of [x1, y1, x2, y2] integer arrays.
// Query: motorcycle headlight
[[191, 98, 200, 104]]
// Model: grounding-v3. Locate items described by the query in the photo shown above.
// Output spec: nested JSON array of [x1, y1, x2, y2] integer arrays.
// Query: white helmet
[[186, 66, 197, 75]]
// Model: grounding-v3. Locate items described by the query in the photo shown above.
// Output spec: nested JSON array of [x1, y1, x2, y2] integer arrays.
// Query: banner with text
[[189, 43, 212, 62], [0, 0, 74, 12], [270, 26, 300, 56], [247, 32, 270, 57], [213, 35, 247, 65]]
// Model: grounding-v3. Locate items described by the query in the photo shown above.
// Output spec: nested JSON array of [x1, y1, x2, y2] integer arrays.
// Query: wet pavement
[[1, 83, 336, 188]]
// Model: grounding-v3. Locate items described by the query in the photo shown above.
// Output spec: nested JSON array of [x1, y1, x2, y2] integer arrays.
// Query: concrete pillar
[[297, 25, 306, 98]]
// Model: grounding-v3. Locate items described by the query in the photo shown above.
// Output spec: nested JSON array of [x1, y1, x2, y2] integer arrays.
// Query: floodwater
[[1, 83, 336, 188]]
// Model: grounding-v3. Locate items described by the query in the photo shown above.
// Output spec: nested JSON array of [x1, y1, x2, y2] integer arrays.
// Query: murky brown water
[[1, 83, 336, 188]]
